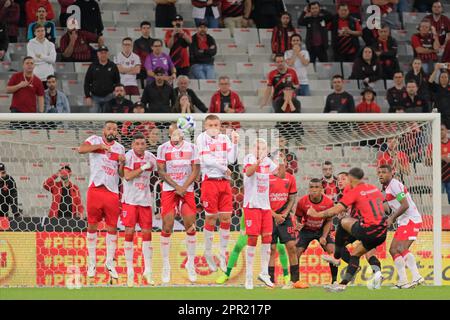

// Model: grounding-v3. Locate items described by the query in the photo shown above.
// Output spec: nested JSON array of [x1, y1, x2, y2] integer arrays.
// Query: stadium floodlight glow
[[0, 113, 442, 287]]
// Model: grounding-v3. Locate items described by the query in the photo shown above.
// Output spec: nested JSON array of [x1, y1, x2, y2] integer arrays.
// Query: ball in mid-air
[[177, 115, 196, 133]]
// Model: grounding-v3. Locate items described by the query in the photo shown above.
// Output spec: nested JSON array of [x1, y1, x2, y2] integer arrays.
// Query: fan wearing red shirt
[[6, 56, 44, 113], [295, 178, 336, 287], [411, 20, 440, 73], [377, 137, 410, 176], [425, 1, 450, 46], [261, 54, 299, 109], [307, 167, 387, 292]]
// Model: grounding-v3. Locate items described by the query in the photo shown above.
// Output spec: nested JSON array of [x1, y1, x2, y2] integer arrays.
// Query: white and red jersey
[[196, 131, 238, 180], [243, 154, 278, 210], [121, 149, 157, 206], [157, 140, 199, 192], [84, 135, 125, 194], [384, 178, 422, 226]]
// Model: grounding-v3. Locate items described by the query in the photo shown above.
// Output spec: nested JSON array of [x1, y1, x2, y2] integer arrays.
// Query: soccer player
[[196, 114, 239, 272], [308, 167, 388, 292], [378, 164, 424, 288], [269, 169, 299, 288], [295, 178, 336, 287], [78, 121, 125, 280], [243, 138, 285, 289], [157, 123, 200, 283], [121, 133, 157, 287]]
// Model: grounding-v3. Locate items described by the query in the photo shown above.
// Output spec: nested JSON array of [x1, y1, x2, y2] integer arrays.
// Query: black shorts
[[351, 221, 387, 251], [296, 228, 335, 249], [272, 216, 297, 244]]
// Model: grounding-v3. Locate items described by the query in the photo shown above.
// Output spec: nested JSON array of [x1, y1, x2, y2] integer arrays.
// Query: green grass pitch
[[2, 286, 450, 300]]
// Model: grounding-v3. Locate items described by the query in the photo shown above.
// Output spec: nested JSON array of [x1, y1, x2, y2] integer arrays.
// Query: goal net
[[0, 113, 443, 287]]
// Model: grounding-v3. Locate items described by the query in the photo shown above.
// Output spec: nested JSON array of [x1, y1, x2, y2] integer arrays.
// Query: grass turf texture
[[2, 286, 450, 300]]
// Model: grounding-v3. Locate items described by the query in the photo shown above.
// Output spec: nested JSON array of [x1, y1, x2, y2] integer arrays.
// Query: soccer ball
[[177, 115, 196, 133]]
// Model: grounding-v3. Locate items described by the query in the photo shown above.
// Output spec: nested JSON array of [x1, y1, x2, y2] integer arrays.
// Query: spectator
[[425, 1, 450, 47], [189, 20, 217, 79], [0, 21, 8, 61], [155, 0, 177, 28], [174, 75, 208, 112], [411, 20, 440, 74], [74, 0, 103, 35], [298, 1, 332, 63], [141, 67, 176, 113], [27, 6, 56, 43], [102, 84, 134, 113], [323, 75, 355, 113], [261, 54, 299, 109], [401, 80, 430, 113], [0, 0, 20, 43], [164, 15, 192, 77], [173, 92, 195, 113], [349, 46, 383, 86], [386, 71, 406, 112], [26, 23, 56, 87], [413, 0, 433, 13], [271, 12, 296, 58], [273, 82, 301, 113], [44, 75, 70, 113], [321, 161, 339, 201], [25, 0, 54, 26], [209, 75, 245, 113], [425, 124, 450, 204], [6, 56, 44, 113], [114, 37, 141, 96], [328, 4, 362, 62], [192, 0, 220, 28], [377, 137, 410, 176], [144, 39, 176, 83], [133, 21, 155, 86], [371, 0, 401, 29], [284, 34, 310, 96], [428, 63, 450, 127], [252, 0, 284, 29], [219, 0, 252, 36], [84, 46, 121, 113], [60, 17, 104, 62], [0, 163, 19, 217], [57, 0, 76, 27], [355, 87, 381, 113], [121, 102, 157, 146], [405, 58, 430, 100], [43, 165, 84, 218], [372, 24, 400, 80], [336, 0, 362, 20], [444, 35, 450, 63]]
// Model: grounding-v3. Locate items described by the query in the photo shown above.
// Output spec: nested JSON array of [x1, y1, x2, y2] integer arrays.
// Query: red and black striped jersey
[[267, 68, 299, 101], [411, 32, 438, 62], [220, 0, 245, 18]]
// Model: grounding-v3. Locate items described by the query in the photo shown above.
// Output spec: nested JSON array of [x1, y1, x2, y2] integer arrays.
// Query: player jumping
[[121, 133, 157, 287], [295, 178, 337, 287], [196, 114, 239, 272], [78, 121, 125, 281], [243, 138, 285, 289], [378, 164, 424, 288], [308, 167, 388, 292], [157, 123, 200, 283]]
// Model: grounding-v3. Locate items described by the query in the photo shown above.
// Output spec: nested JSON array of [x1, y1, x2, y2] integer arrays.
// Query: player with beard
[[78, 121, 126, 281]]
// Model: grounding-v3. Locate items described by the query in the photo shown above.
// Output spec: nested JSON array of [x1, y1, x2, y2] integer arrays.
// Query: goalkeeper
[[216, 209, 291, 285]]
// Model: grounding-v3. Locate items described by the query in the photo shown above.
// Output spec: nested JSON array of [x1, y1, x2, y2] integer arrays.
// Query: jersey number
[[369, 198, 384, 219]]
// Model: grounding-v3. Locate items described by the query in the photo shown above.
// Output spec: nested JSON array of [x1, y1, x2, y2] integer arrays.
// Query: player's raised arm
[[320, 218, 333, 246], [307, 202, 347, 218], [78, 141, 109, 154], [226, 130, 239, 164]]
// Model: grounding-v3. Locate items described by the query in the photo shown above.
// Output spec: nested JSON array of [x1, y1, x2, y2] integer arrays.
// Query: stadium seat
[[316, 62, 342, 80], [222, 54, 249, 63], [214, 63, 237, 78], [262, 63, 276, 78], [199, 79, 219, 93], [361, 162, 379, 178], [230, 79, 255, 94], [391, 29, 409, 43], [303, 161, 322, 175], [101, 0, 128, 11], [127, 27, 144, 39], [318, 146, 342, 160], [102, 27, 128, 38], [258, 28, 272, 45], [62, 80, 84, 96], [341, 62, 354, 78], [219, 43, 247, 55], [114, 11, 150, 27], [236, 62, 263, 79], [127, 0, 156, 11], [402, 12, 428, 25], [48, 130, 79, 145], [101, 10, 115, 26], [209, 28, 232, 41], [0, 94, 12, 107], [233, 28, 259, 46], [74, 63, 92, 74]]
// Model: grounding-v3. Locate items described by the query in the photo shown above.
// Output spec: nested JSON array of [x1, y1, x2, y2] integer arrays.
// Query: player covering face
[[121, 134, 157, 287], [78, 121, 126, 281], [378, 165, 424, 288], [157, 123, 200, 283], [308, 167, 388, 292]]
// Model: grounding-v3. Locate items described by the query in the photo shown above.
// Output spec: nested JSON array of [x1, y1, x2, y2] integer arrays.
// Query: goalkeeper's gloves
[[140, 162, 152, 171]]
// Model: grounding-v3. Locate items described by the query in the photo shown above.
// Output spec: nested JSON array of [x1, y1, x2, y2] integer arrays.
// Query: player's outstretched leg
[[324, 242, 338, 284], [365, 250, 383, 288], [216, 233, 247, 284], [402, 249, 424, 287], [124, 228, 135, 287]]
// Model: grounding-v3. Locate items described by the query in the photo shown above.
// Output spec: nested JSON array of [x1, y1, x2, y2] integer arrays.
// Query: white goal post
[[0, 113, 442, 286]]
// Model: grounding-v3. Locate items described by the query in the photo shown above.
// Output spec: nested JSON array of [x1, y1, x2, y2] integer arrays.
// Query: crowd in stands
[[0, 0, 448, 123]]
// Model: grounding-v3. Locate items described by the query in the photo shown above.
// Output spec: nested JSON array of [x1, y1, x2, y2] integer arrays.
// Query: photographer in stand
[[165, 15, 192, 76]]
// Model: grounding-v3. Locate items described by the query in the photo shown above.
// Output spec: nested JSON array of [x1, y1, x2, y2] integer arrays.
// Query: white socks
[[204, 228, 214, 256], [404, 252, 422, 281], [105, 233, 117, 265], [219, 227, 230, 258], [246, 246, 256, 278], [186, 234, 196, 264], [394, 255, 407, 284], [124, 241, 134, 275], [161, 235, 171, 267], [260, 243, 271, 276], [86, 232, 97, 266], [142, 241, 152, 274]]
